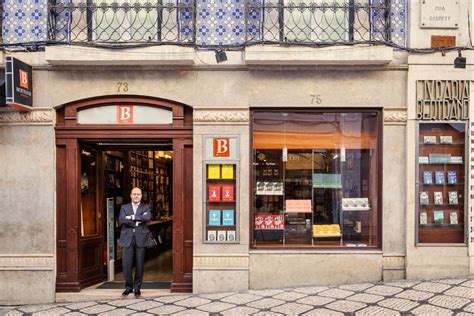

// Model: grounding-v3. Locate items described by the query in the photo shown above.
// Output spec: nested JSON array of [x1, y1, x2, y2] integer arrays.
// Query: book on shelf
[[440, 136, 453, 144], [423, 136, 436, 144], [208, 185, 221, 202], [222, 209, 235, 225], [419, 192, 429, 205], [207, 230, 217, 241], [433, 211, 444, 224], [429, 154, 451, 164], [449, 156, 463, 164], [227, 230, 236, 241], [208, 210, 221, 226], [447, 171, 457, 184], [448, 191, 458, 205], [419, 156, 429, 164], [434, 171, 445, 185], [433, 192, 443, 205], [419, 211, 428, 225], [423, 171, 433, 185], [221, 164, 234, 179], [449, 211, 458, 225], [217, 230, 226, 242], [256, 182, 265, 195], [221, 185, 234, 202], [208, 164, 220, 179]]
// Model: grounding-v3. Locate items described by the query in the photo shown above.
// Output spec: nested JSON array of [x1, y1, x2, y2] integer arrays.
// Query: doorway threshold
[[56, 282, 173, 303]]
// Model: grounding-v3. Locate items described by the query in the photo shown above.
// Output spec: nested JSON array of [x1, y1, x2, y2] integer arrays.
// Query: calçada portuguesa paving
[[1, 276, 473, 315]]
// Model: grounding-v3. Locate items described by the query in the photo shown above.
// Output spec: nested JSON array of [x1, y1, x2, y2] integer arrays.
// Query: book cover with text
[[222, 209, 235, 225], [208, 210, 221, 226], [208, 164, 220, 179], [221, 164, 234, 179], [208, 185, 221, 202], [221, 185, 234, 202]]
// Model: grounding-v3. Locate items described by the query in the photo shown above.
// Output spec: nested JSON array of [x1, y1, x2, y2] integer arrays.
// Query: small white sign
[[420, 0, 459, 29]]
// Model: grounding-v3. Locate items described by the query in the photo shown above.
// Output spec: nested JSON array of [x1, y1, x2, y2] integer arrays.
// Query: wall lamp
[[215, 49, 228, 63], [454, 50, 466, 69]]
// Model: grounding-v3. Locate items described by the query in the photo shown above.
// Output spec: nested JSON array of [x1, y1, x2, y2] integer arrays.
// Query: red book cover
[[221, 185, 234, 202], [208, 185, 221, 202]]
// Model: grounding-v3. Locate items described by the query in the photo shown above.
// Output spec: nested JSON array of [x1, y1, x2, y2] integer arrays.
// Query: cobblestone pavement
[[2, 277, 473, 315]]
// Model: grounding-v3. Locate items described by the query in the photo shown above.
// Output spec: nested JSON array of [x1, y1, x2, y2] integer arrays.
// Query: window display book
[[208, 210, 221, 226], [227, 230, 236, 241], [419, 192, 429, 205], [423, 136, 436, 144], [433, 211, 444, 225], [433, 192, 443, 205], [447, 171, 457, 184], [419, 212, 428, 225], [208, 185, 221, 202], [207, 230, 217, 241], [423, 171, 433, 184], [208, 164, 220, 179], [449, 212, 458, 225], [448, 192, 458, 205], [434, 171, 445, 185], [222, 210, 235, 226], [221, 185, 234, 202], [440, 136, 452, 144], [221, 164, 234, 179], [217, 230, 226, 242]]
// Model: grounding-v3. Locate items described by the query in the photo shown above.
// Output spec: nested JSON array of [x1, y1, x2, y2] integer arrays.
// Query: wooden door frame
[[55, 95, 193, 292]]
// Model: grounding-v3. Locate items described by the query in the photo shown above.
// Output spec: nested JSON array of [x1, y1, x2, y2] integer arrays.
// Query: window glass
[[81, 148, 98, 236], [252, 111, 380, 248]]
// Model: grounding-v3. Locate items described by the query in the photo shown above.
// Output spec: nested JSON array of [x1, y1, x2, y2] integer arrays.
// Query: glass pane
[[417, 123, 465, 244], [81, 148, 98, 236], [252, 111, 379, 248]]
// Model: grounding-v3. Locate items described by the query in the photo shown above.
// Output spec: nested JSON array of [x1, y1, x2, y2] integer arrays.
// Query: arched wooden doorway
[[55, 95, 193, 292]]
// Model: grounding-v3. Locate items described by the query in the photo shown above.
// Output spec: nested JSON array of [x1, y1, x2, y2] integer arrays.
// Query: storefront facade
[[0, 0, 473, 305]]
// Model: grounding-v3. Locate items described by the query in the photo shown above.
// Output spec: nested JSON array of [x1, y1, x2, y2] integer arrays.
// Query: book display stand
[[417, 123, 466, 244]]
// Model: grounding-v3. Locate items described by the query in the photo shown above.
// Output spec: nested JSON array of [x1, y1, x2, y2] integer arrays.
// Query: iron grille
[[46, 0, 391, 47]]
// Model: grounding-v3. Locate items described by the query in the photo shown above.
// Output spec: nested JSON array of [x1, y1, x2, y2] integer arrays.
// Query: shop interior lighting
[[454, 50, 466, 69]]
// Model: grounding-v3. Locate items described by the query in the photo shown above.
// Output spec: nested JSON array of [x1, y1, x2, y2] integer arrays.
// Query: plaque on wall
[[420, 1, 460, 29]]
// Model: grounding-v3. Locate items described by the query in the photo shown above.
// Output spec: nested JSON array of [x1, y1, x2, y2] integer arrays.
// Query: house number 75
[[310, 94, 322, 104], [117, 81, 129, 93]]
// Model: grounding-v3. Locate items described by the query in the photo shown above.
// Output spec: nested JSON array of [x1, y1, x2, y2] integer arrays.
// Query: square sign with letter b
[[213, 138, 230, 157], [117, 105, 134, 124]]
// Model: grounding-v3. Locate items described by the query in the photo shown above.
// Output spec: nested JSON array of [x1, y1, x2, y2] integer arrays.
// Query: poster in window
[[208, 164, 220, 179], [424, 136, 436, 144], [222, 209, 235, 225], [419, 211, 428, 225], [221, 185, 234, 202], [208, 185, 221, 202], [449, 211, 458, 225], [208, 210, 221, 226], [420, 192, 429, 205], [221, 164, 234, 179]]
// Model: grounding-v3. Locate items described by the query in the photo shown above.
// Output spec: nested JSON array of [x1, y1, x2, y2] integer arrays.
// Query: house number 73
[[116, 81, 129, 93]]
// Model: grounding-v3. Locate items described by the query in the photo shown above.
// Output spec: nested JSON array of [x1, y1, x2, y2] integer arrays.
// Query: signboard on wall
[[416, 80, 470, 120], [5, 57, 33, 110], [205, 136, 238, 160], [117, 105, 134, 124], [420, 1, 459, 29], [77, 105, 173, 124]]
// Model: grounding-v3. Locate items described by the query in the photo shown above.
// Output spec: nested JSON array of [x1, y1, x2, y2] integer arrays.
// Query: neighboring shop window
[[252, 111, 381, 248], [417, 123, 466, 244]]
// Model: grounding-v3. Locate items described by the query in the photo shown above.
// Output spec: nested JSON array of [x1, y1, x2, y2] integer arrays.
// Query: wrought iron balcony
[[47, 0, 391, 47]]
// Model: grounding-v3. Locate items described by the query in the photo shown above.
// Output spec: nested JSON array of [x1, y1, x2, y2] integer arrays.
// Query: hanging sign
[[5, 57, 33, 111]]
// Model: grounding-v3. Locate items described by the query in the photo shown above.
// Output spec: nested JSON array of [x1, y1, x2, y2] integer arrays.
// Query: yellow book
[[208, 164, 220, 179], [221, 164, 234, 179]]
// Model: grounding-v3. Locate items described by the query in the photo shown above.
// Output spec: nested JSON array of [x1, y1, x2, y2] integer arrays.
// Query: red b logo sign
[[19, 69, 29, 89], [117, 105, 133, 124], [213, 138, 230, 157]]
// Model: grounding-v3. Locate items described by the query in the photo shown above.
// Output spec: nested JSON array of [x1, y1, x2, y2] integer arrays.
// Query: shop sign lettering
[[117, 105, 134, 124], [416, 80, 469, 121], [213, 138, 230, 157]]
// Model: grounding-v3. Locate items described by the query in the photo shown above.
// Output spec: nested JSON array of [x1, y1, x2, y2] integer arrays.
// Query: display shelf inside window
[[254, 150, 285, 244], [205, 163, 238, 243], [417, 123, 465, 244]]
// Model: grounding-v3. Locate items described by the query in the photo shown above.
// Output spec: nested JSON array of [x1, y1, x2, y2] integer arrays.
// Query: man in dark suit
[[119, 187, 151, 297]]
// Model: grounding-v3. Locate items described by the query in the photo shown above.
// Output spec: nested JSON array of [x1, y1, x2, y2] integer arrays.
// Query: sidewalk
[[1, 276, 473, 315]]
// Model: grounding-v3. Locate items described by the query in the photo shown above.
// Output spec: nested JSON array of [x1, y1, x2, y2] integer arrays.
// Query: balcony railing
[[46, 0, 391, 47]]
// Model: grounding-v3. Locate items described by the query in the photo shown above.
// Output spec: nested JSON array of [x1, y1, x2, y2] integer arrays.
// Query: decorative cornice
[[384, 109, 407, 125], [0, 108, 55, 125], [194, 110, 249, 123], [0, 255, 54, 271]]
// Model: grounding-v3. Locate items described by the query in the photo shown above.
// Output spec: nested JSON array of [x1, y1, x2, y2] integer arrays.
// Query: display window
[[252, 111, 381, 248], [417, 123, 466, 244]]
